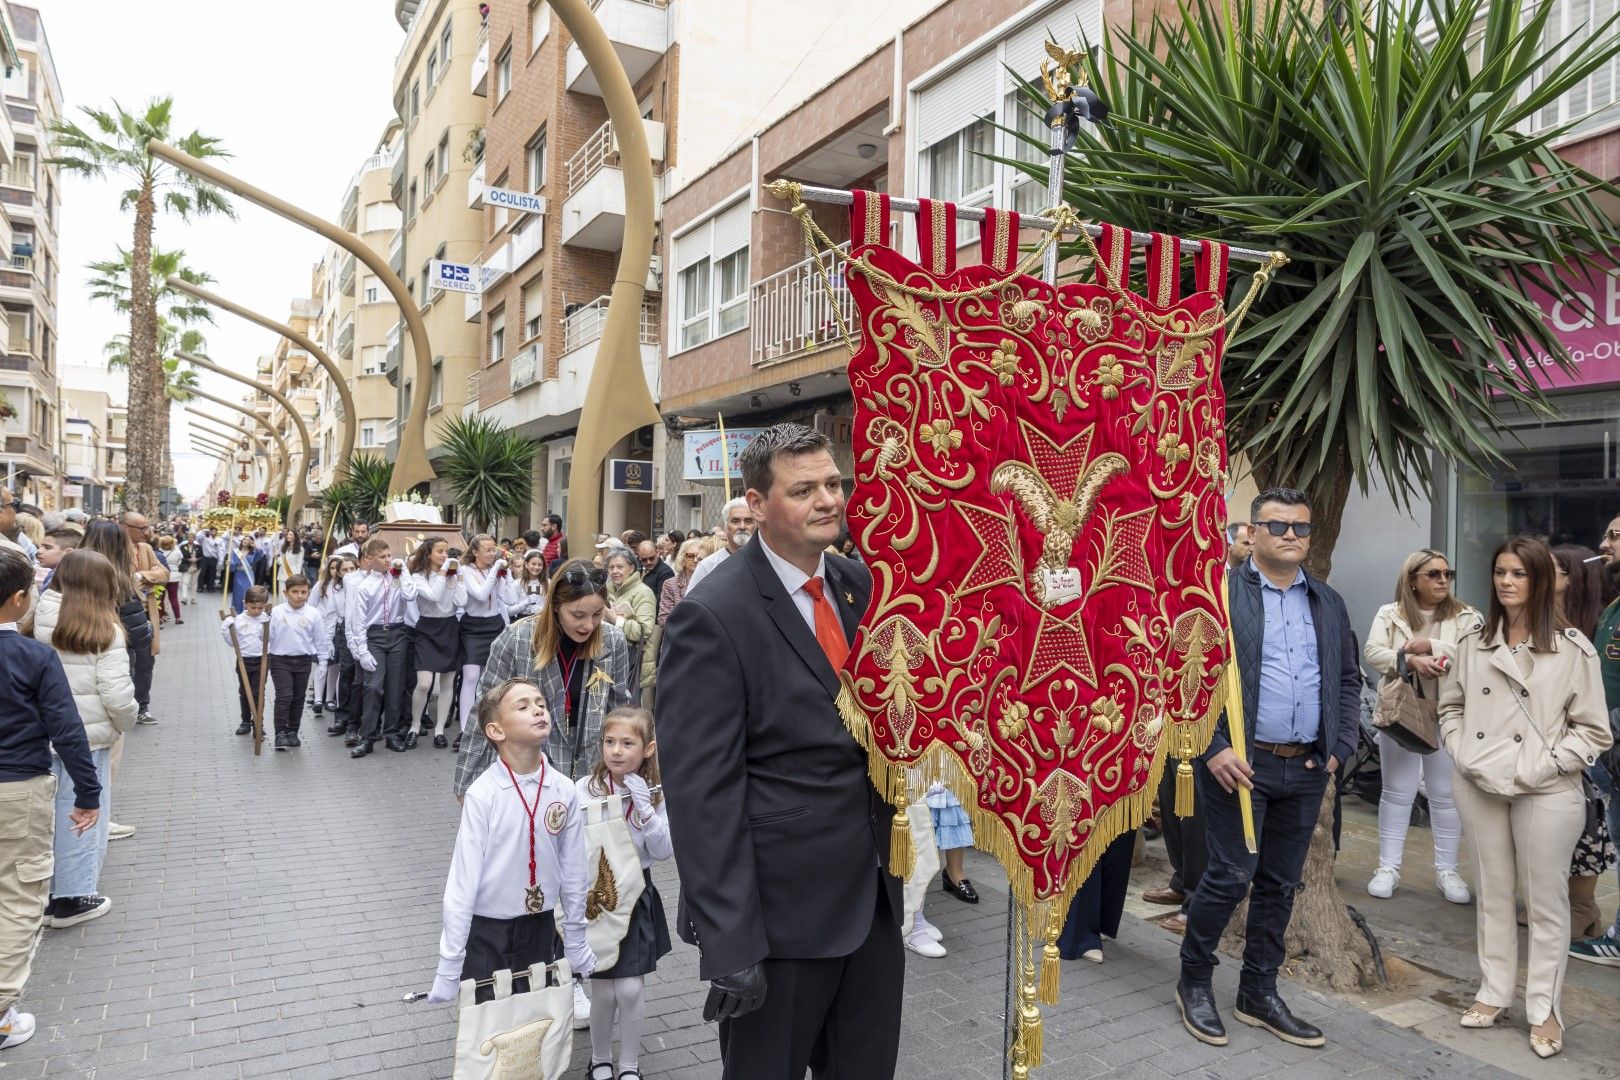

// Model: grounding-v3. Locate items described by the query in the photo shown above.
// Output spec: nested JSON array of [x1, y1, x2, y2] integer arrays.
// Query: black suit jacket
[[657, 535, 901, 980]]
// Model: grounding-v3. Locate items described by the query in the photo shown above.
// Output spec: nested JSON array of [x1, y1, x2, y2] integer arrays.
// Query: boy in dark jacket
[[0, 547, 100, 1051]]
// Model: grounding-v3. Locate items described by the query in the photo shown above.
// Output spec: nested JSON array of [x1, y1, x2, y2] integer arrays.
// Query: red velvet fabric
[[841, 205, 1234, 901]]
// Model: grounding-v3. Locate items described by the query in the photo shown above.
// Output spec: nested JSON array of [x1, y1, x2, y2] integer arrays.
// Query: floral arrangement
[[216, 490, 231, 507], [255, 492, 269, 507]]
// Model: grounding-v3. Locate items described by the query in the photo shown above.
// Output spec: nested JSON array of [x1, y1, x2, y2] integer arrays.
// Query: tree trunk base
[[1219, 779, 1382, 993]]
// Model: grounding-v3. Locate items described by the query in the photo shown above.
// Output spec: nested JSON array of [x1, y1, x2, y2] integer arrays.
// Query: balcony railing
[[466, 371, 480, 413], [750, 241, 859, 366], [566, 122, 618, 197], [563, 295, 659, 353]]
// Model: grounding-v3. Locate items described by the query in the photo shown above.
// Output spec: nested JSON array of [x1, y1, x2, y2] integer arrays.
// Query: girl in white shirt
[[453, 535, 518, 734], [575, 707, 671, 1080], [509, 550, 549, 620], [311, 557, 353, 723], [402, 536, 462, 750]]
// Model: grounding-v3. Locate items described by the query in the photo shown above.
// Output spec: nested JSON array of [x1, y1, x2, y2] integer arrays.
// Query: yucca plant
[[1019, 0, 1620, 574], [319, 454, 394, 532], [436, 415, 538, 534]]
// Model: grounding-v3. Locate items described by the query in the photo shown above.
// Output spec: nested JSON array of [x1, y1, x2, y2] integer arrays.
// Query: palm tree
[[86, 247, 215, 326], [50, 99, 233, 513], [104, 318, 208, 483], [318, 455, 394, 533], [1022, 0, 1620, 575], [436, 416, 538, 534]]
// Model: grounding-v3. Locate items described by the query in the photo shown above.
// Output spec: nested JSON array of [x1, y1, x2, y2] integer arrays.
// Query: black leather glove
[[702, 963, 767, 1022]]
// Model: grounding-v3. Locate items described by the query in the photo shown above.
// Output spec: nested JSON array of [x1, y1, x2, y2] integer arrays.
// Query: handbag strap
[[1505, 671, 1568, 776]]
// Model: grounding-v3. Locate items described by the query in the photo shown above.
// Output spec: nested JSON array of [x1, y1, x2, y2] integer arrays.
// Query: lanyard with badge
[[500, 758, 548, 913]]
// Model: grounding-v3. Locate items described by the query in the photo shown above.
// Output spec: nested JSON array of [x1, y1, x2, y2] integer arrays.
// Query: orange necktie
[[802, 576, 850, 671]]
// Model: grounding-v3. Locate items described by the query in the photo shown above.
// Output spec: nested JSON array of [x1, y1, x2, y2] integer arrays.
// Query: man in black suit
[[659, 423, 904, 1079]]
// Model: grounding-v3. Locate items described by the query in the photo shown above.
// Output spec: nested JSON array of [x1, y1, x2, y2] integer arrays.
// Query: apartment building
[[60, 381, 111, 513], [389, 0, 485, 506], [657, 0, 1092, 533], [0, 3, 59, 510], [465, 0, 675, 535]]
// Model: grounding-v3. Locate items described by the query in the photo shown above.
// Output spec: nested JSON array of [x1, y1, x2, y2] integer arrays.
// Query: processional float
[[762, 44, 1285, 1076]]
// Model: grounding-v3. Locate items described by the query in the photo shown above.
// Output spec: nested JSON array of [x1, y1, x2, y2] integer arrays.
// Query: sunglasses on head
[[562, 565, 609, 588], [1251, 520, 1314, 538]]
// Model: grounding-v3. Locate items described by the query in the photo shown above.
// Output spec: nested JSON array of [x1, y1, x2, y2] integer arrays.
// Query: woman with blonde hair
[[657, 536, 706, 626], [1363, 548, 1478, 904], [32, 549, 138, 929], [1438, 536, 1612, 1057]]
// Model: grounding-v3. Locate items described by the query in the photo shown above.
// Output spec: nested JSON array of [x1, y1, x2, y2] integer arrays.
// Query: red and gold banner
[[835, 192, 1238, 910]]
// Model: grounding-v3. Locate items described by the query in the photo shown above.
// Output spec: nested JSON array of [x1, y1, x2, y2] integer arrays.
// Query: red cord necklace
[[500, 757, 547, 913]]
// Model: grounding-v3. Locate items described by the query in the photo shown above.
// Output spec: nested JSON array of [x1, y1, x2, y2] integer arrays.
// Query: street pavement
[[1, 611, 1551, 1079]]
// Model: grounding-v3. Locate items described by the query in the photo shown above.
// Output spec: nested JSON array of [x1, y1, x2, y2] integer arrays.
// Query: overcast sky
[[38, 0, 399, 501]]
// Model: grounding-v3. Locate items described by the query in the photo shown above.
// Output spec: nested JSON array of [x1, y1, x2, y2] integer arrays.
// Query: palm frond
[[435, 416, 538, 534]]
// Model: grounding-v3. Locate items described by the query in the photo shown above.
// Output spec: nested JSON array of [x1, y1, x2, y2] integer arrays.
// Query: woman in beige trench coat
[[1436, 535, 1612, 1059]]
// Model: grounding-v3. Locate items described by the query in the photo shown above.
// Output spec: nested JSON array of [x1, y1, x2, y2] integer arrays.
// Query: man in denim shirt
[[1176, 488, 1360, 1050]]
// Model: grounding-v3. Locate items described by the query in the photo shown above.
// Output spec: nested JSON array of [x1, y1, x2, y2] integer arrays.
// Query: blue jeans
[[51, 748, 111, 898], [1180, 748, 1329, 993], [1593, 761, 1620, 938]]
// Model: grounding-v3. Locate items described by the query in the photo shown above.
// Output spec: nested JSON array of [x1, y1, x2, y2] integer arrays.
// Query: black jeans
[[234, 655, 264, 728], [1159, 759, 1208, 911], [359, 624, 408, 742], [1179, 747, 1329, 994], [269, 654, 313, 734], [334, 621, 357, 730], [128, 642, 154, 712]]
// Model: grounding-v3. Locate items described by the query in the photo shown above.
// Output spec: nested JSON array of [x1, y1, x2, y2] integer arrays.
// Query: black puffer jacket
[[118, 593, 153, 653]]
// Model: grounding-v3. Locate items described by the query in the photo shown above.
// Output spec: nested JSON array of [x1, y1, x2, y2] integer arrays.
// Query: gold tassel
[[889, 806, 915, 880], [1020, 921, 1043, 1068], [1174, 727, 1197, 818], [1038, 903, 1062, 1005]]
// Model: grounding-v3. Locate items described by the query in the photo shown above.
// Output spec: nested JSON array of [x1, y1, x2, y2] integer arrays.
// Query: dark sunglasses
[[1413, 568, 1456, 582], [1251, 520, 1314, 538], [561, 565, 608, 588]]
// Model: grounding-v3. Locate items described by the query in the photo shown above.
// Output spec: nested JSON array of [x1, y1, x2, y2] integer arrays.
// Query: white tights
[[589, 976, 645, 1071], [413, 671, 457, 736], [458, 665, 483, 732], [1376, 731, 1461, 872]]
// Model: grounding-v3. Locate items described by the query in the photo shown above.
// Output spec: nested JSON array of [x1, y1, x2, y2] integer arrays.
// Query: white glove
[[425, 972, 459, 1005], [623, 773, 655, 816], [357, 652, 378, 673], [565, 939, 597, 978], [445, 558, 459, 573], [494, 558, 509, 573], [392, 558, 407, 572]]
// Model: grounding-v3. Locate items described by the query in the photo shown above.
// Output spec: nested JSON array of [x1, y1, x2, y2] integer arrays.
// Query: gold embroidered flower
[[1089, 698, 1125, 736], [1095, 359, 1126, 400], [918, 419, 963, 456], [997, 700, 1031, 740], [1157, 430, 1190, 467], [1193, 437, 1222, 479], [988, 340, 1021, 386], [1072, 298, 1113, 343]]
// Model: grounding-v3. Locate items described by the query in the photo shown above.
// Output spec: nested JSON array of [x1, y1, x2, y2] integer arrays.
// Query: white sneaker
[[1367, 866, 1399, 898], [0, 1007, 35, 1049], [571, 979, 591, 1030], [108, 822, 136, 841], [912, 911, 943, 942], [1437, 869, 1472, 904], [904, 927, 947, 958], [1081, 948, 1104, 964]]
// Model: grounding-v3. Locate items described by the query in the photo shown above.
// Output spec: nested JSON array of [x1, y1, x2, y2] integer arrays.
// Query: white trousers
[[1452, 775, 1585, 1025], [902, 799, 940, 930], [1376, 733, 1462, 871]]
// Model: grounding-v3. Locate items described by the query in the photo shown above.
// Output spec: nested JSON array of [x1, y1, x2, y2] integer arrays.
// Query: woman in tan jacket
[[1437, 536, 1612, 1058]]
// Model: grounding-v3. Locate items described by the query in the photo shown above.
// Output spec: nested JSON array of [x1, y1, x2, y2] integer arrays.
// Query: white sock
[[410, 672, 433, 730], [433, 672, 456, 736], [613, 976, 645, 1071], [458, 666, 482, 732], [589, 978, 617, 1064]]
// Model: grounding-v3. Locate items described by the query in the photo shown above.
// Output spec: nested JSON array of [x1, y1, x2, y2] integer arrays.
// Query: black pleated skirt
[[459, 615, 506, 668], [592, 869, 671, 980], [412, 614, 461, 673]]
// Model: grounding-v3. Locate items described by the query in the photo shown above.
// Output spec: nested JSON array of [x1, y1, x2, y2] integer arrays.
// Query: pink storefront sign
[[1515, 256, 1620, 390]]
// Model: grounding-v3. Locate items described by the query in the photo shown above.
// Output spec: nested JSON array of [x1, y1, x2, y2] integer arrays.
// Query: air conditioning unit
[[645, 254, 662, 293], [630, 425, 655, 451]]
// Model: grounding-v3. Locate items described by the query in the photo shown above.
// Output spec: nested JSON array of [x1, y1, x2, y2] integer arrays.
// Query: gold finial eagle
[[585, 849, 618, 920], [991, 453, 1129, 606], [1041, 40, 1087, 104]]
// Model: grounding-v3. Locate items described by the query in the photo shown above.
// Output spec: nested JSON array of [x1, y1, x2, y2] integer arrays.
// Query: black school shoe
[[312, 702, 323, 716], [235, 722, 253, 736], [287, 733, 302, 747], [273, 732, 291, 751], [1234, 989, 1325, 1047], [327, 717, 347, 736], [343, 727, 361, 747], [350, 740, 375, 758], [1176, 979, 1228, 1046], [403, 731, 419, 749], [942, 871, 980, 904]]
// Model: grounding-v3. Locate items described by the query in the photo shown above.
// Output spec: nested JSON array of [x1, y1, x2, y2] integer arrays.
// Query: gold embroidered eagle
[[991, 452, 1129, 606]]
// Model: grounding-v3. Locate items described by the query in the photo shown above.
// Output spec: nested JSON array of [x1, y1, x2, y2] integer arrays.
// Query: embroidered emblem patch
[[544, 801, 567, 835]]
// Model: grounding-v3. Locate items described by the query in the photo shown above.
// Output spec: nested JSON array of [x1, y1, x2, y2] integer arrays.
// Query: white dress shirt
[[509, 580, 546, 619], [345, 570, 406, 661], [756, 534, 827, 636], [438, 756, 592, 981], [402, 570, 459, 619], [455, 565, 513, 620], [268, 601, 330, 661], [221, 610, 270, 658], [574, 775, 673, 869], [684, 547, 731, 596]]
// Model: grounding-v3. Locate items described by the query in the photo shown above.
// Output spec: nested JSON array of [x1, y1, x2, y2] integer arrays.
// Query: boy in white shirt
[[266, 575, 330, 752], [219, 585, 271, 737], [427, 678, 595, 1006]]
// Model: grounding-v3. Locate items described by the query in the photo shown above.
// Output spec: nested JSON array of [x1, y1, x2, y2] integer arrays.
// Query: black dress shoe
[[942, 871, 980, 904], [327, 719, 347, 736], [288, 733, 302, 748], [344, 728, 361, 747], [385, 736, 409, 753], [453, 736, 462, 752], [1176, 979, 1228, 1046], [403, 731, 419, 749], [235, 722, 253, 736], [350, 740, 374, 759], [273, 732, 291, 751], [1234, 989, 1324, 1047], [312, 703, 323, 716], [434, 733, 448, 749]]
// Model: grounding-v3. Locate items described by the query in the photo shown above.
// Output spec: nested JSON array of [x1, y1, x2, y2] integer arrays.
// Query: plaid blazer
[[451, 617, 634, 797]]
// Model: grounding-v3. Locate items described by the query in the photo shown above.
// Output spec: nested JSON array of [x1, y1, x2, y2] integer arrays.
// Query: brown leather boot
[[1569, 874, 1603, 941]]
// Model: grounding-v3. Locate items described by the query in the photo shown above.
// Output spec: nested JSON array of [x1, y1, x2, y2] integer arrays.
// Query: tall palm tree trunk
[[127, 181, 160, 514]]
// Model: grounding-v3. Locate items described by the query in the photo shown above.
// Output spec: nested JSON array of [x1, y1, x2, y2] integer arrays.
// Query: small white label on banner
[[1041, 568, 1082, 606]]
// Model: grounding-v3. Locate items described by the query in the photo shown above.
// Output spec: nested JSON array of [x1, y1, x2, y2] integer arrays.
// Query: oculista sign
[[482, 186, 546, 215]]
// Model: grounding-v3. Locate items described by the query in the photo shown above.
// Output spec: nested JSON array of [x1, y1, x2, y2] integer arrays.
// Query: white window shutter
[[1003, 0, 1104, 92], [673, 223, 711, 271], [915, 54, 996, 150], [711, 200, 751, 258]]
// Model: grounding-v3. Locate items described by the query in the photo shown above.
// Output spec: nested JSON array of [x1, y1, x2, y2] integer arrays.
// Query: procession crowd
[[1, 425, 1619, 1076]]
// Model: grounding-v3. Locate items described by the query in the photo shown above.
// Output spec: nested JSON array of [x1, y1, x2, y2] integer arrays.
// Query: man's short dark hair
[[0, 546, 31, 605], [740, 423, 833, 496], [522, 530, 541, 547], [1250, 487, 1311, 522], [544, 514, 563, 530]]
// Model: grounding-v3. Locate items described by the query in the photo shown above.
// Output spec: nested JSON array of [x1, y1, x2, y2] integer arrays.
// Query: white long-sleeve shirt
[[268, 601, 331, 661], [221, 610, 270, 658], [438, 756, 592, 981], [574, 775, 673, 869], [402, 570, 459, 619], [345, 569, 407, 663], [509, 580, 546, 619], [454, 564, 514, 620]]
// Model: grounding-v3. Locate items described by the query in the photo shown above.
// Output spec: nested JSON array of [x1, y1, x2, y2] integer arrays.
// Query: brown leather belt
[[1253, 740, 1313, 759]]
